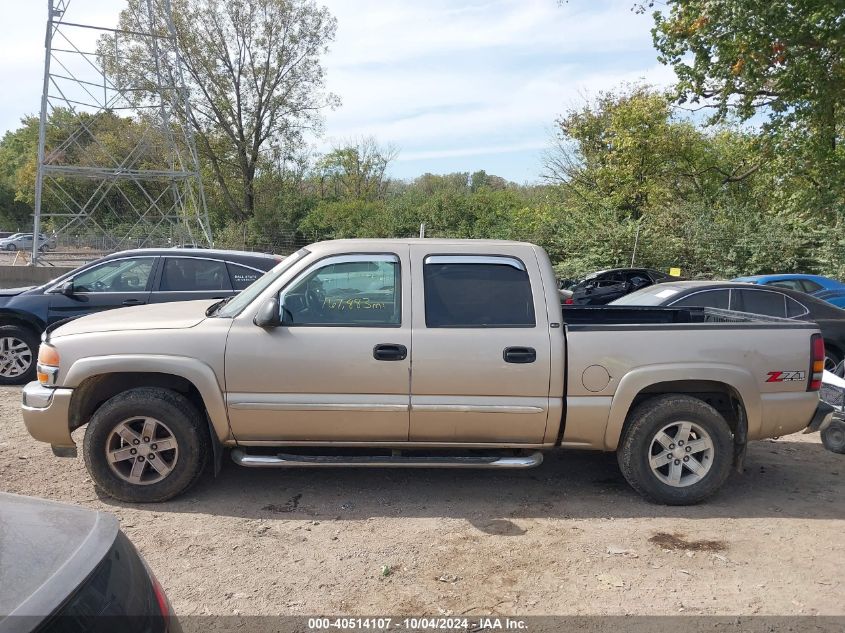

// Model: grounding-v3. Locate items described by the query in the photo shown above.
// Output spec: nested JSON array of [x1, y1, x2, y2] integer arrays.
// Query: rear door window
[[670, 289, 730, 309], [786, 296, 809, 318], [160, 258, 231, 292], [423, 256, 535, 327], [766, 279, 803, 292], [733, 289, 787, 317], [800, 279, 824, 293]]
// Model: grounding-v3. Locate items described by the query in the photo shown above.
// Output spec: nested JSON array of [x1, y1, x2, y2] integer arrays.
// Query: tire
[[0, 324, 39, 385], [83, 387, 210, 503], [617, 394, 734, 505], [821, 418, 845, 454], [5, 243, 16, 251]]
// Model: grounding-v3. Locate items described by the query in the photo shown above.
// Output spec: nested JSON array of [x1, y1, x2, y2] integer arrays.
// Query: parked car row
[[561, 268, 845, 309], [733, 273, 845, 308], [611, 279, 845, 373], [559, 266, 845, 376], [0, 248, 281, 384]]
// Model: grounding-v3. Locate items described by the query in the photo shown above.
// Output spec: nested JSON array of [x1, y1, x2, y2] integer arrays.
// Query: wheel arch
[[605, 364, 757, 451], [0, 309, 46, 338], [64, 356, 230, 443]]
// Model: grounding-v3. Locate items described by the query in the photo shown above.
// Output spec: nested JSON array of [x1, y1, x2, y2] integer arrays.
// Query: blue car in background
[[732, 274, 845, 308]]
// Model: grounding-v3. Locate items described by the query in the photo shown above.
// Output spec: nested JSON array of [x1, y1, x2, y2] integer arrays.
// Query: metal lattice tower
[[32, 0, 212, 263]]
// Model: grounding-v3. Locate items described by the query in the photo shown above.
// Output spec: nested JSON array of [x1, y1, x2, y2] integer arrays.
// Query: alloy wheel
[[648, 420, 714, 487], [105, 417, 179, 485], [0, 337, 33, 378]]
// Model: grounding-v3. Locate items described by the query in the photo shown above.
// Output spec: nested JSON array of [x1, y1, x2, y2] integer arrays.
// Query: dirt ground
[[1, 385, 843, 617]]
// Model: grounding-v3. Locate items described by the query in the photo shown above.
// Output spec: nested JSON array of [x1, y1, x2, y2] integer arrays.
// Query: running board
[[230, 449, 543, 469]]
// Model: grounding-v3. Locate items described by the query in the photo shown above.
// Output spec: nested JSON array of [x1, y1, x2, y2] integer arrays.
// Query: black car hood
[[0, 492, 118, 629], [0, 286, 35, 297]]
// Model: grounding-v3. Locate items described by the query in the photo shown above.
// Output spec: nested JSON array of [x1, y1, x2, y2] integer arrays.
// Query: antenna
[[31, 0, 212, 263]]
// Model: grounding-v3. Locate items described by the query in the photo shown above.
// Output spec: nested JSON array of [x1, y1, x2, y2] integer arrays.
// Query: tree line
[[0, 0, 842, 279]]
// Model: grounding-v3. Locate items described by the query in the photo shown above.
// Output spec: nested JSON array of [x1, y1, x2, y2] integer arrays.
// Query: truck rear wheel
[[83, 387, 210, 503], [617, 394, 733, 505]]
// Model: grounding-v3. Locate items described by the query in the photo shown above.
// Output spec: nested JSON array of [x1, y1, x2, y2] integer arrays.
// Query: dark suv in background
[[561, 267, 681, 305], [0, 248, 280, 384]]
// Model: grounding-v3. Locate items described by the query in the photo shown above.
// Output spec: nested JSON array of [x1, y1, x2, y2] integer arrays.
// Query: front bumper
[[804, 400, 835, 434], [21, 381, 75, 453]]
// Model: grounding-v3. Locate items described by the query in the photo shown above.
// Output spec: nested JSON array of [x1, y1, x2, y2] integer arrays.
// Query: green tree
[[0, 117, 38, 229], [543, 85, 821, 277], [316, 138, 398, 201], [104, 0, 338, 220], [651, 0, 845, 206]]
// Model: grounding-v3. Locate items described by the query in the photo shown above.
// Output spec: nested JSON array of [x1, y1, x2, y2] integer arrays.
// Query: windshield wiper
[[205, 296, 233, 317]]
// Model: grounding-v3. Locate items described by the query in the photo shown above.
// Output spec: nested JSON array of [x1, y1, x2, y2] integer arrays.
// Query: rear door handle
[[373, 343, 407, 361], [503, 346, 536, 364], [122, 298, 144, 306]]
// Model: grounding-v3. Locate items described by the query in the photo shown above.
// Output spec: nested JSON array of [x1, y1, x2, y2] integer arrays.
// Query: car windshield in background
[[609, 285, 683, 306], [216, 248, 308, 317]]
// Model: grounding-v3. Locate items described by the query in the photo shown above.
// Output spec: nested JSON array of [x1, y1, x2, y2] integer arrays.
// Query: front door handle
[[122, 298, 144, 306], [373, 343, 407, 361], [503, 346, 536, 364]]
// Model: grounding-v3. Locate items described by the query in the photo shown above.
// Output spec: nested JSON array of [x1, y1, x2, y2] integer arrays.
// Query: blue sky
[[0, 0, 675, 183]]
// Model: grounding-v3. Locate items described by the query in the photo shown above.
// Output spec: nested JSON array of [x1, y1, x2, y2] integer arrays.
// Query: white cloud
[[318, 0, 676, 177]]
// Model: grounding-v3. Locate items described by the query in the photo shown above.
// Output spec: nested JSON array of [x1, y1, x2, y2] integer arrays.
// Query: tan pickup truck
[[21, 239, 833, 505]]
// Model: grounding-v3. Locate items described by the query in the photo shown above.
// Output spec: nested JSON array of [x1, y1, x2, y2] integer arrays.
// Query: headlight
[[37, 344, 60, 385]]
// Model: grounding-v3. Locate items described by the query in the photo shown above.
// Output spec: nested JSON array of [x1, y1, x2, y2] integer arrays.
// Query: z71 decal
[[766, 370, 806, 383]]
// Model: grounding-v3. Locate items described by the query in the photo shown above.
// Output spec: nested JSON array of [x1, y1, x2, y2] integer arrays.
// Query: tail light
[[141, 558, 173, 630], [808, 334, 824, 391], [564, 297, 574, 305]]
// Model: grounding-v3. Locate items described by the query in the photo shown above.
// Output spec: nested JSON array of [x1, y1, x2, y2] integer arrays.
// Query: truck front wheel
[[83, 387, 210, 503], [617, 394, 733, 505]]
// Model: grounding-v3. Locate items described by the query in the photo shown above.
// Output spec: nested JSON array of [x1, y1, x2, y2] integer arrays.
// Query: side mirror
[[59, 280, 75, 297], [253, 296, 281, 328]]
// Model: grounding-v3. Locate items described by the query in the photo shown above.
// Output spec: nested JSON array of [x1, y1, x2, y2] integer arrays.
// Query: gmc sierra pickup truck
[[21, 239, 834, 505]]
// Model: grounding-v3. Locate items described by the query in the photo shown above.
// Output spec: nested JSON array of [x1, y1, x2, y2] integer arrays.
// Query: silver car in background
[[0, 233, 55, 252]]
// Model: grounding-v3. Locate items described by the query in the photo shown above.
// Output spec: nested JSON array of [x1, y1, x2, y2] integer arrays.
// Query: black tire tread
[[820, 419, 845, 454], [83, 387, 210, 503], [617, 394, 734, 505]]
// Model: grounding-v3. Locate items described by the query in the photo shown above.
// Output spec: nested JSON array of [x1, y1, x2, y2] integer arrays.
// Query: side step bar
[[230, 449, 543, 469]]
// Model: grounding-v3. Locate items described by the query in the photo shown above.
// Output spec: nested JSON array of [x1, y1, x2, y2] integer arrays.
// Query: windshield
[[609, 285, 682, 306], [216, 248, 309, 317]]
